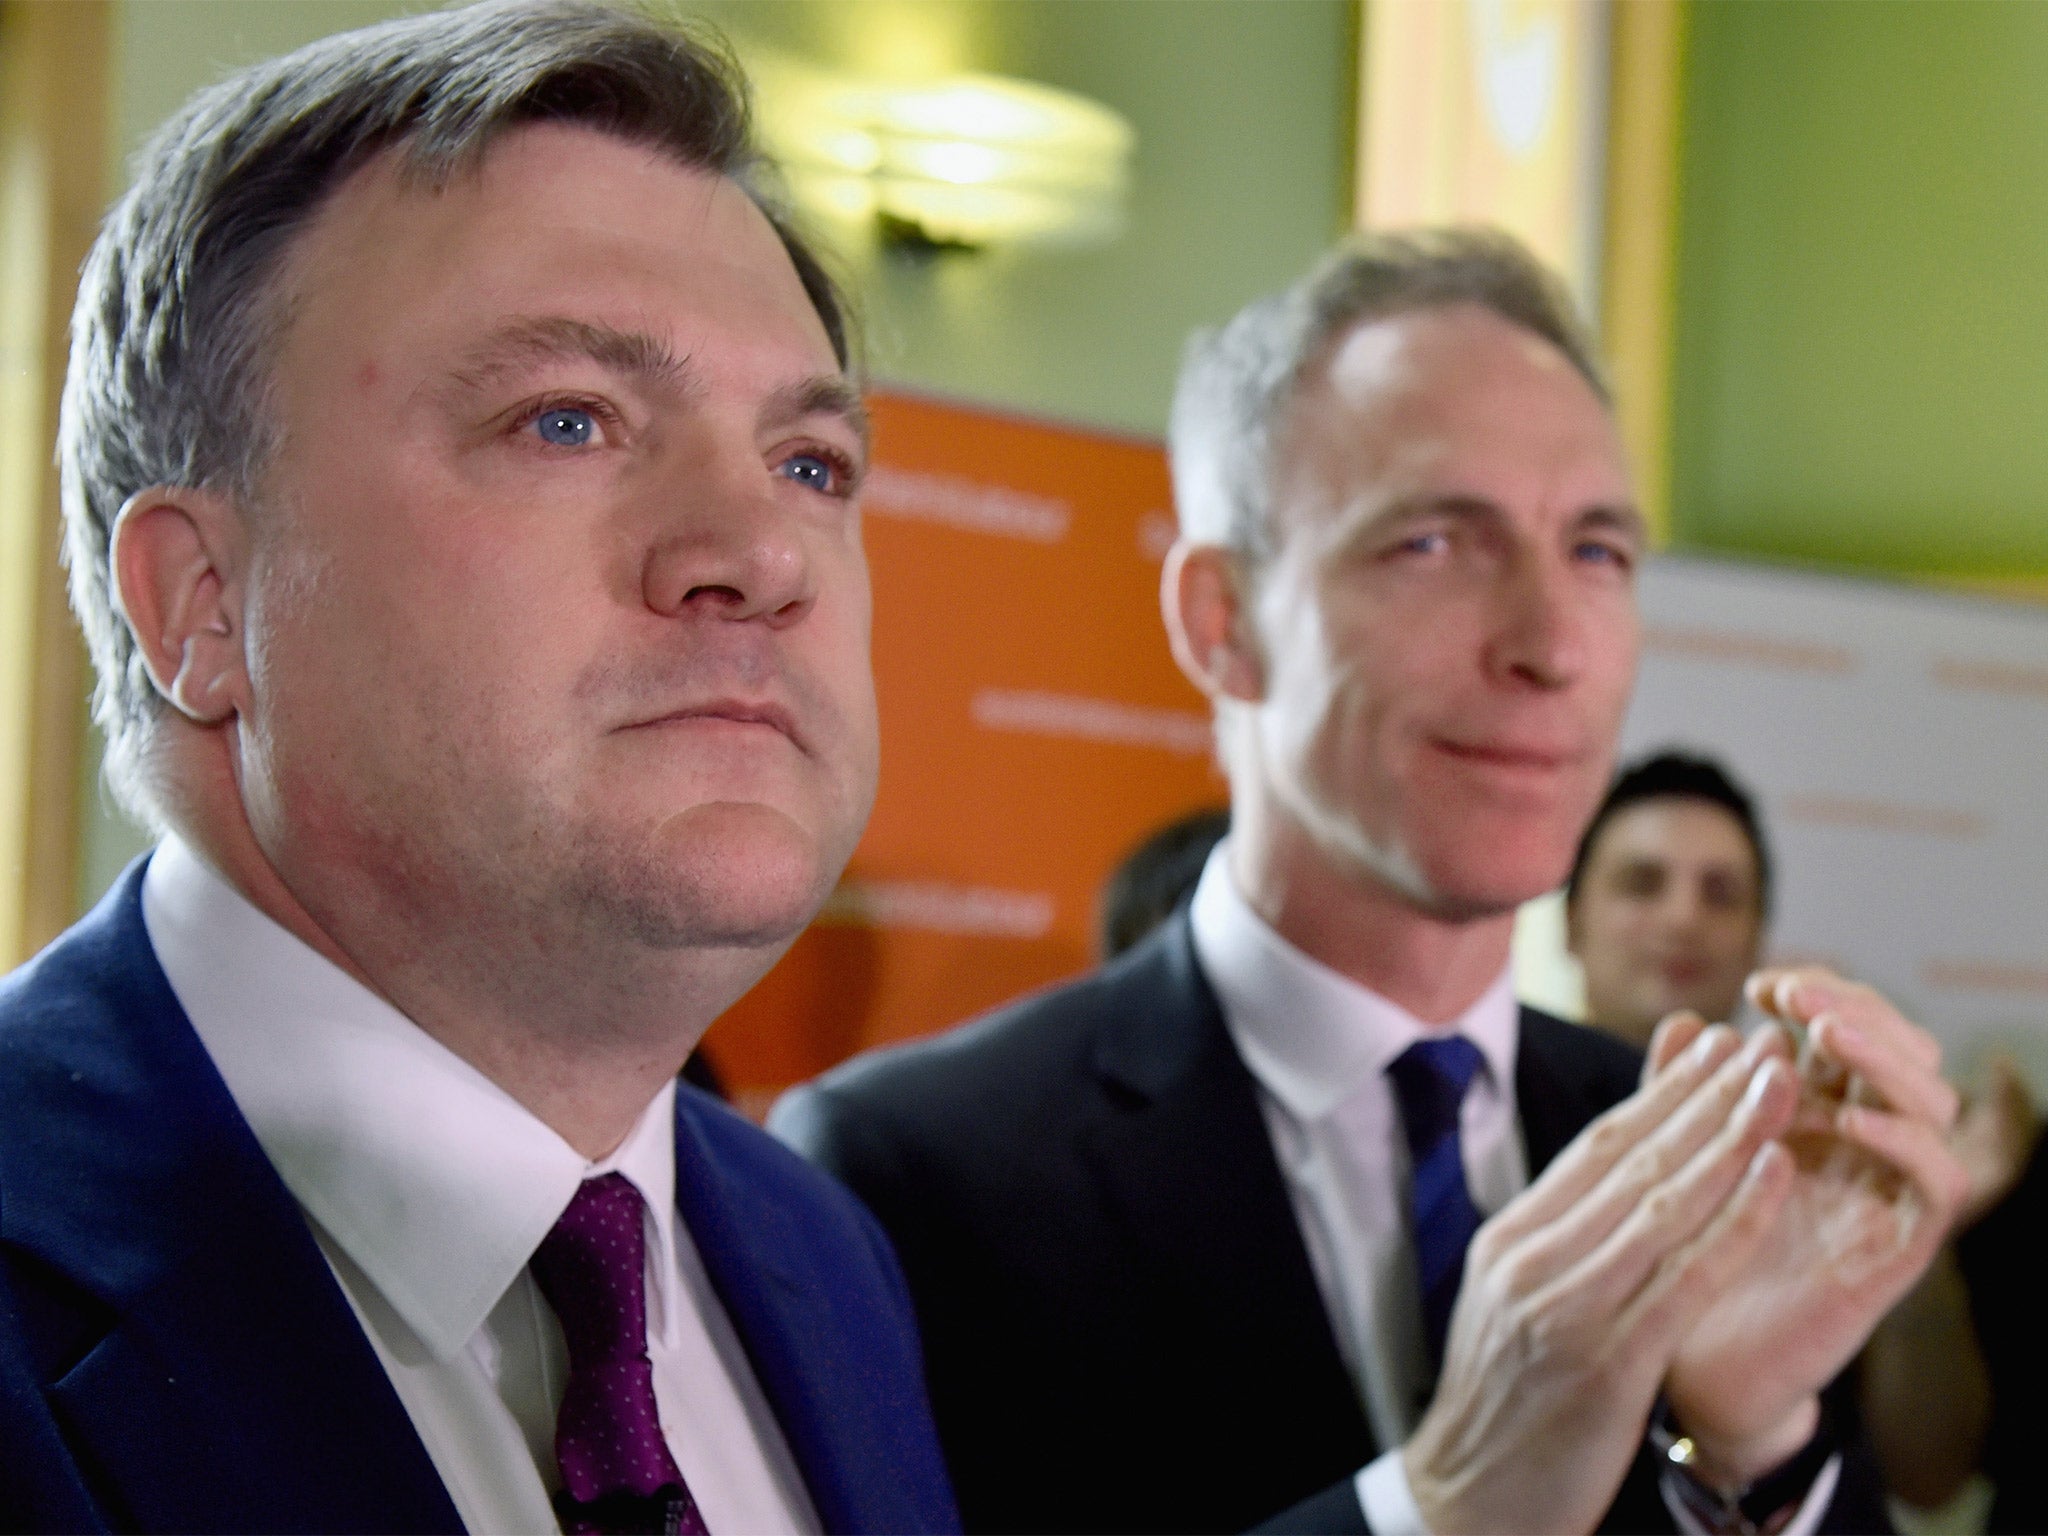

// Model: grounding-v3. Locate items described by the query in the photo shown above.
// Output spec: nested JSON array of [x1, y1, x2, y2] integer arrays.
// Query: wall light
[[764, 70, 1135, 253]]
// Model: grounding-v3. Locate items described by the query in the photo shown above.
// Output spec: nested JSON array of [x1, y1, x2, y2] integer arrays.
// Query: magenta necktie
[[530, 1173, 711, 1536]]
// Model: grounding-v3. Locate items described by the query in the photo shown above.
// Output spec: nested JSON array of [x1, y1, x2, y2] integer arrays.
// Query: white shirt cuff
[[1662, 1451, 1841, 1536], [1357, 1447, 1431, 1536]]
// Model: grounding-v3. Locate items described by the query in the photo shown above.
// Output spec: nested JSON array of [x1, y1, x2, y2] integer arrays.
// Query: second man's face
[[1246, 304, 1644, 919]]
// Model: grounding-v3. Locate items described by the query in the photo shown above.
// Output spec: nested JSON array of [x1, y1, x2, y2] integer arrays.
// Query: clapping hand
[[1404, 1025, 1800, 1535], [1659, 968, 1969, 1487]]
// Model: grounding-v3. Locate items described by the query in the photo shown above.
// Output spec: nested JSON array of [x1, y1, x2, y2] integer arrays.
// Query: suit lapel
[[1076, 915, 1374, 1461], [1515, 1005, 1643, 1176], [1516, 1009, 1588, 1175], [1, 863, 460, 1535], [671, 1093, 930, 1536]]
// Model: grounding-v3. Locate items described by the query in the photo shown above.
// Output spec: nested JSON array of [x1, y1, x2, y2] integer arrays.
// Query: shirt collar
[[1188, 840, 1520, 1122], [141, 836, 679, 1361]]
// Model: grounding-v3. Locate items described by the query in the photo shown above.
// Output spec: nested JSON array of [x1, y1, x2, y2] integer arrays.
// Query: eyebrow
[[438, 316, 867, 449], [445, 317, 693, 396], [1574, 502, 1650, 549], [760, 373, 870, 454], [1362, 493, 1649, 547]]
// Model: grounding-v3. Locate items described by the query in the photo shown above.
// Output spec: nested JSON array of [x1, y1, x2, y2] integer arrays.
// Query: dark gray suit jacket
[[772, 910, 1890, 1535]]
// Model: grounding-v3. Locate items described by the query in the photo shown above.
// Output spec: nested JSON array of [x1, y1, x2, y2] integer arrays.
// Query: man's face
[[239, 122, 877, 958], [1568, 798, 1765, 1044], [1244, 304, 1642, 918]]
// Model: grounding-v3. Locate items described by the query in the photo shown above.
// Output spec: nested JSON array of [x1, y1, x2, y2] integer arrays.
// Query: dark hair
[[61, 0, 851, 823], [1566, 752, 1772, 916], [1098, 807, 1232, 959]]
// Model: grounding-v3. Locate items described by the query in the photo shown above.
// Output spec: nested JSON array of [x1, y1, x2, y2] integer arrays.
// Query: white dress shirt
[[1188, 843, 1836, 1536], [141, 837, 820, 1536]]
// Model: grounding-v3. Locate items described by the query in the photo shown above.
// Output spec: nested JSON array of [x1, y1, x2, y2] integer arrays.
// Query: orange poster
[[702, 390, 1226, 1113]]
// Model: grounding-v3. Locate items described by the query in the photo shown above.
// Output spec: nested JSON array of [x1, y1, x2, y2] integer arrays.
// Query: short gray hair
[[1168, 227, 1606, 564], [59, 0, 848, 823]]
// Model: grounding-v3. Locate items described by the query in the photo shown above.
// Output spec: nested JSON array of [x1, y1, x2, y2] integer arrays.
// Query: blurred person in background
[[1864, 1053, 2043, 1533], [776, 229, 1965, 1536], [1565, 752, 1769, 1047], [0, 4, 958, 1531], [1097, 806, 1231, 960]]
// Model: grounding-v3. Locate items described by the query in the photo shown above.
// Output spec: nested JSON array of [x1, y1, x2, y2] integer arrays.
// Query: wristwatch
[[1648, 1401, 1839, 1536]]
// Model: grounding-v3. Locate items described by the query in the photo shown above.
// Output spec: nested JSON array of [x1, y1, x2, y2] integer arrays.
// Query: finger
[[1810, 1012, 1960, 1130], [1750, 968, 1941, 1073], [1482, 1024, 1743, 1247], [1500, 1036, 1794, 1291], [1532, 1051, 1799, 1310], [1620, 1140, 1796, 1356], [1745, 965, 1816, 1019], [1821, 985, 1943, 1076], [1644, 1011, 1708, 1085], [1838, 1102, 1972, 1225]]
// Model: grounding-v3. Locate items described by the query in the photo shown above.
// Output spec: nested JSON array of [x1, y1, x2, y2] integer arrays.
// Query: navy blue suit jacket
[[0, 860, 960, 1535]]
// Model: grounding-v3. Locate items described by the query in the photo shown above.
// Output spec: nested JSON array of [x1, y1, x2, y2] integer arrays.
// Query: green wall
[[692, 0, 1356, 436], [114, 0, 1352, 436], [1671, 0, 2048, 579], [81, 0, 1353, 905]]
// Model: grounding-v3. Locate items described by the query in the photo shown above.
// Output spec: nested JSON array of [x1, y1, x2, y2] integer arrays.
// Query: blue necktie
[[1386, 1035, 1486, 1375]]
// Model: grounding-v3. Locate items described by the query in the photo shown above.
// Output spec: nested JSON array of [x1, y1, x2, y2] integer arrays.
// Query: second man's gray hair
[[1167, 226, 1608, 567]]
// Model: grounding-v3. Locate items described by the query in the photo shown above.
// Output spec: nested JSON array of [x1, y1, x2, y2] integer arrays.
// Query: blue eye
[[779, 452, 837, 491], [534, 407, 596, 447]]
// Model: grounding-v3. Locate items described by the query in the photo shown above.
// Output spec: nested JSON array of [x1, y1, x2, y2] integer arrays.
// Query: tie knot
[[532, 1172, 651, 1365], [1386, 1035, 1486, 1155]]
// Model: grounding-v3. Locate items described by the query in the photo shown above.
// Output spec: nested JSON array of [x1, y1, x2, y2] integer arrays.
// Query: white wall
[[1516, 554, 2048, 1093]]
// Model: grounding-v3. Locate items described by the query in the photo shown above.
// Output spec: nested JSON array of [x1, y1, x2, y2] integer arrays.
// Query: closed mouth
[[624, 701, 804, 750], [1432, 738, 1578, 771]]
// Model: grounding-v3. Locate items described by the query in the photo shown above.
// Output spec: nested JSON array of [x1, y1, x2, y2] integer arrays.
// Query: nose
[[641, 445, 816, 629], [1484, 552, 1586, 690], [1657, 880, 1709, 933]]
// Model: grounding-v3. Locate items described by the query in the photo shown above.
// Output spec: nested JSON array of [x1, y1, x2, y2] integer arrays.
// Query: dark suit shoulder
[[0, 860, 218, 1268], [0, 865, 145, 1079], [1519, 1006, 1643, 1095], [770, 921, 1191, 1176]]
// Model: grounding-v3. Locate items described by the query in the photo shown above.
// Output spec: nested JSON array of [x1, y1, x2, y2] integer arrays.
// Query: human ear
[[110, 486, 251, 726], [1161, 540, 1265, 704]]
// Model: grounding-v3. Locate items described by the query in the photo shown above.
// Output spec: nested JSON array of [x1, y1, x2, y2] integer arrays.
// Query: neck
[[1229, 802, 1516, 1026], [164, 746, 764, 1159]]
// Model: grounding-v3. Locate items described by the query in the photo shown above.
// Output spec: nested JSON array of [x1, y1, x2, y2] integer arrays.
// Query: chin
[[569, 799, 845, 951], [1407, 831, 1578, 921]]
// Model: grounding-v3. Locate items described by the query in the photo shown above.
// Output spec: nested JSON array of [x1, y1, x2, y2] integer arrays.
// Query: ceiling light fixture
[[764, 70, 1135, 253]]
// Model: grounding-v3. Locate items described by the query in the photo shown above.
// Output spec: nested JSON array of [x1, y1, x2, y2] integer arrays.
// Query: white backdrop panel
[[1549, 555, 2048, 1089]]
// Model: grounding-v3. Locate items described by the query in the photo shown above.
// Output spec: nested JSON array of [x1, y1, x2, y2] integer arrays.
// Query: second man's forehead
[[1315, 301, 1602, 402], [1281, 309, 1625, 469]]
